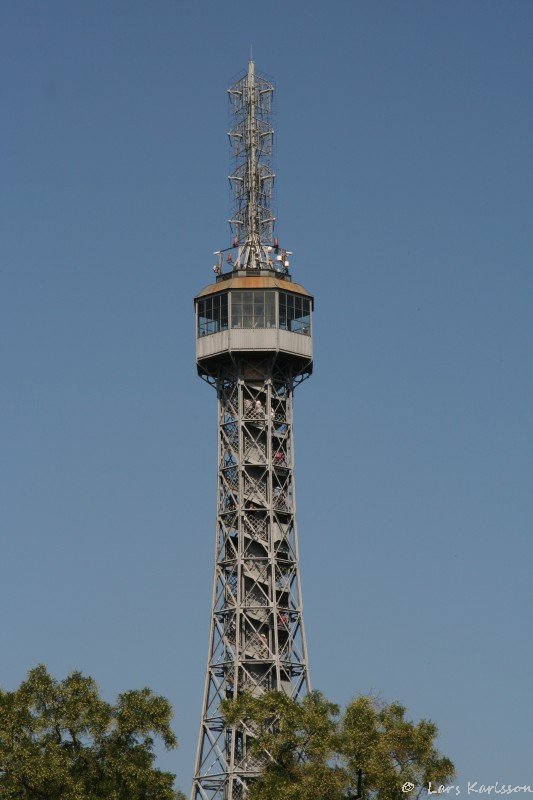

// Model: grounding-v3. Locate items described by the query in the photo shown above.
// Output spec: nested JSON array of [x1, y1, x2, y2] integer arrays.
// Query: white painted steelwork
[[196, 328, 312, 363]]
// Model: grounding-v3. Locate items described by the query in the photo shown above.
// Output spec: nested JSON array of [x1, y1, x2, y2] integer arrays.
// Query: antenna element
[[228, 60, 275, 270]]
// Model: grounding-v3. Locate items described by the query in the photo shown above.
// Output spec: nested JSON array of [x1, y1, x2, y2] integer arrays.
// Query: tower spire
[[228, 62, 275, 270], [246, 58, 259, 255]]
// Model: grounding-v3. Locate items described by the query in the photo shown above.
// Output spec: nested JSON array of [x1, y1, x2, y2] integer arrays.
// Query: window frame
[[278, 292, 311, 336], [197, 290, 311, 337], [230, 290, 278, 330], [196, 293, 229, 337]]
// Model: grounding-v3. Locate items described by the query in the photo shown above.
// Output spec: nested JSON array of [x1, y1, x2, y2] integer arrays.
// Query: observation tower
[[191, 60, 314, 800]]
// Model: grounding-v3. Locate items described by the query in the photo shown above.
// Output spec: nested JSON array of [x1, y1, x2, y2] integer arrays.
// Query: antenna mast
[[228, 59, 275, 270]]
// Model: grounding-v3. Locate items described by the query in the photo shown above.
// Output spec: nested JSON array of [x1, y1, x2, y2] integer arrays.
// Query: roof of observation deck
[[195, 272, 313, 301]]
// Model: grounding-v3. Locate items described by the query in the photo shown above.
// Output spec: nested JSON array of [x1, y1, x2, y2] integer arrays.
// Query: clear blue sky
[[2, 0, 532, 791]]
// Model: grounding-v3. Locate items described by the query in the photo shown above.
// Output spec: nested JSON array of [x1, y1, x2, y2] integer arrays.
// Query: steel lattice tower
[[191, 60, 314, 800]]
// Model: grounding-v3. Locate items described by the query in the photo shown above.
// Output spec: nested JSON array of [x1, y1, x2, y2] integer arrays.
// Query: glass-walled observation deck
[[197, 290, 311, 337]]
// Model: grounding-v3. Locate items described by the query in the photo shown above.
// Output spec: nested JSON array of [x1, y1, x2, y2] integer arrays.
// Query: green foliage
[[221, 691, 455, 800], [341, 697, 455, 800], [0, 664, 178, 800], [222, 691, 345, 800]]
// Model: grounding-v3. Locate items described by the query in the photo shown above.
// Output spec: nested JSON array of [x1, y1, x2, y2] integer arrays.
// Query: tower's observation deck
[[191, 60, 313, 800], [195, 271, 313, 378]]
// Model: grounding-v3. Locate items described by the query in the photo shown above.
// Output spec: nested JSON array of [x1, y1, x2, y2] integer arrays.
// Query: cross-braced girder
[[191, 359, 310, 800]]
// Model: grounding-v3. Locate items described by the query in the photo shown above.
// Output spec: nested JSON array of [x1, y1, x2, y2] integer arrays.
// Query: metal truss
[[191, 358, 310, 800], [227, 60, 276, 271]]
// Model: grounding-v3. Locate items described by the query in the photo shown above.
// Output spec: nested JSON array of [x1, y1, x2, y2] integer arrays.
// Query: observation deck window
[[230, 291, 276, 329], [197, 294, 228, 336], [279, 293, 311, 335], [197, 290, 312, 337]]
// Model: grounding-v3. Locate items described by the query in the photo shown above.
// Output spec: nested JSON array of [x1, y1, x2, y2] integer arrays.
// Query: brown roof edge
[[195, 275, 313, 301]]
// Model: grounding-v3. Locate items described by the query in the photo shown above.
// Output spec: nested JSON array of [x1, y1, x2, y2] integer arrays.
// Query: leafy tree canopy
[[221, 691, 455, 800], [0, 664, 178, 800]]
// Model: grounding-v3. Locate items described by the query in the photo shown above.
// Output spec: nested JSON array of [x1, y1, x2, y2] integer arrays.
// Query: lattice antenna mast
[[228, 59, 275, 270]]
